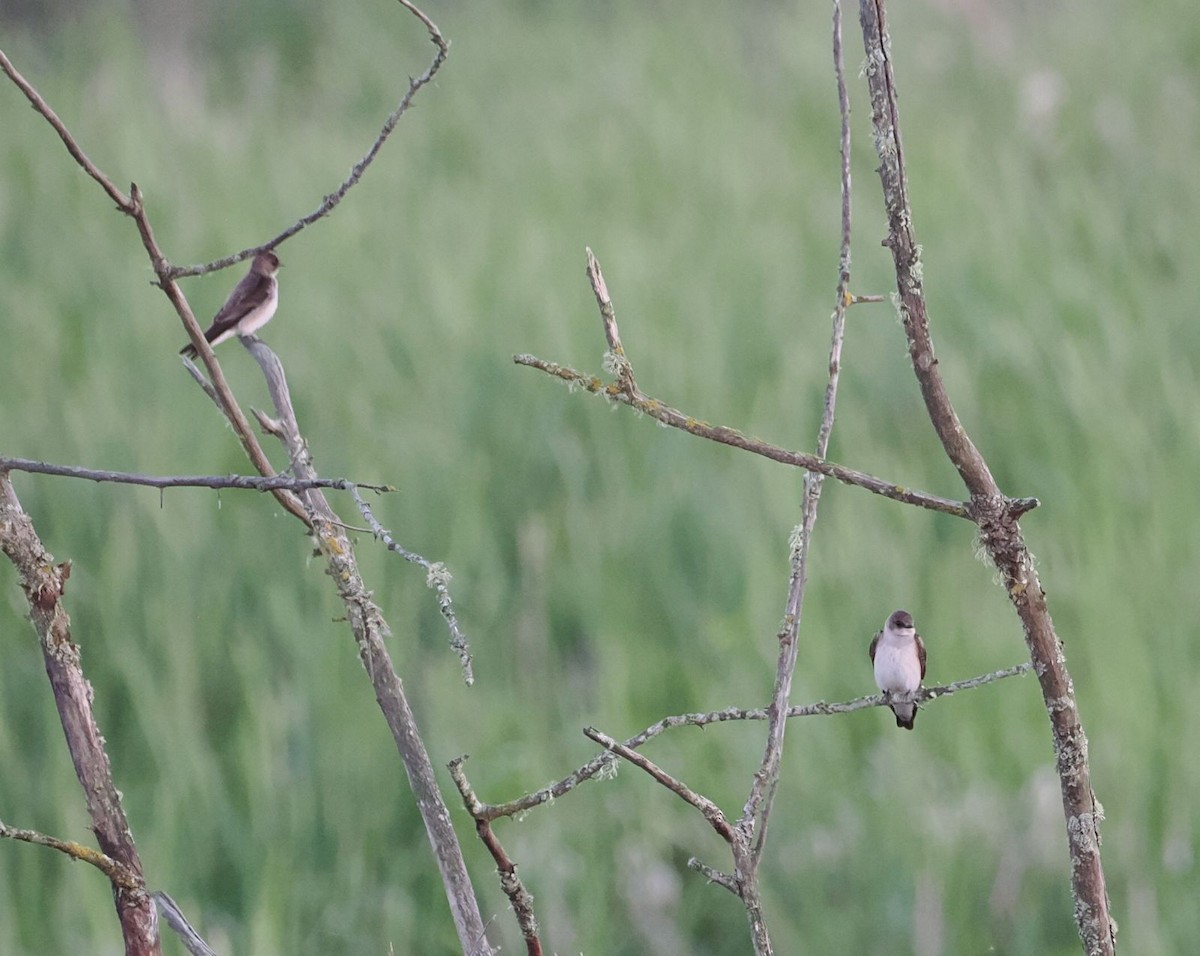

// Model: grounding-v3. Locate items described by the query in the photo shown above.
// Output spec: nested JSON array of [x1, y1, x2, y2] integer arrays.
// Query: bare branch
[[0, 819, 140, 890], [0, 48, 130, 210], [0, 456, 392, 495], [166, 0, 449, 280], [239, 337, 496, 956], [347, 484, 474, 684], [740, 2, 858, 880], [0, 476, 160, 954], [514, 353, 970, 518], [687, 858, 740, 897], [518, 247, 1018, 522], [448, 758, 544, 956], [152, 893, 219, 956], [856, 2, 1114, 951], [584, 727, 736, 845], [466, 663, 1030, 824]]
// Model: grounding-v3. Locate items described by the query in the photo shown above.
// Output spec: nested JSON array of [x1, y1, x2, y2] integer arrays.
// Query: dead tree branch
[[735, 13, 857, 932], [0, 456, 392, 494], [460, 662, 1030, 825], [166, 0, 449, 280], [0, 475, 160, 955], [856, 2, 1115, 952], [240, 337, 494, 955], [448, 758, 543, 956]]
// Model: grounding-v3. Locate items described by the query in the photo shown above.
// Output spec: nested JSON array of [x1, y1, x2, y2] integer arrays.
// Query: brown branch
[[584, 727, 736, 845], [856, 2, 1115, 952], [166, 0, 448, 280], [0, 48, 130, 209], [519, 251, 1039, 524], [0, 475, 160, 955], [239, 338, 496, 956], [1, 0, 446, 526], [513, 353, 977, 518], [0, 43, 305, 520], [448, 758, 544, 956]]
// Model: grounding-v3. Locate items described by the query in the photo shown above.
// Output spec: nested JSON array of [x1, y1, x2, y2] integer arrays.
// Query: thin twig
[[448, 758, 544, 956], [347, 485, 474, 685], [584, 727, 736, 845], [0, 456, 392, 495], [0, 48, 130, 209], [165, 0, 449, 280], [687, 858, 740, 897], [0, 819, 140, 890], [740, 5, 858, 890]]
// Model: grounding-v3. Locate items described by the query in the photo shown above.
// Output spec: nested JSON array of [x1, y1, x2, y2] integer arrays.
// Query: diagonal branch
[[166, 0, 448, 280], [584, 727, 736, 845], [0, 48, 129, 209], [513, 354, 978, 519], [239, 337, 495, 956], [448, 757, 544, 956], [0, 476, 160, 955], [857, 3, 1114, 952]]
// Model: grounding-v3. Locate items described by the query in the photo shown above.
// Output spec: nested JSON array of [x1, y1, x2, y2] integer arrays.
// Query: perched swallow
[[869, 609, 927, 730], [180, 251, 281, 358]]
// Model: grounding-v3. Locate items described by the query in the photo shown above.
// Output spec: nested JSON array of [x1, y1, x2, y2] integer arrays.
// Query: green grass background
[[1, 0, 1196, 952]]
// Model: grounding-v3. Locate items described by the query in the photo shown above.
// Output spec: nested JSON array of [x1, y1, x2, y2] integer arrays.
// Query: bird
[[180, 250, 281, 358], [869, 609, 927, 730]]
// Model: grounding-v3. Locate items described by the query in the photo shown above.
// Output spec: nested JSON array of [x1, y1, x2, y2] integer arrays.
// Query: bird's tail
[[892, 706, 917, 730]]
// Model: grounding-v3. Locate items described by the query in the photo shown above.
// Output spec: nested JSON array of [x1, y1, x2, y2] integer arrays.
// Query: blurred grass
[[0, 0, 1196, 953]]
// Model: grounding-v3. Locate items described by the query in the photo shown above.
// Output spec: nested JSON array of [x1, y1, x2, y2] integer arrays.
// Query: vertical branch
[[0, 474, 160, 956], [734, 6, 858, 949], [856, 3, 1115, 953]]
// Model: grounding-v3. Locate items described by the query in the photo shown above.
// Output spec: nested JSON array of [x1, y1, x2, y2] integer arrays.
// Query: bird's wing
[[868, 630, 880, 663], [916, 632, 927, 680], [204, 271, 272, 342]]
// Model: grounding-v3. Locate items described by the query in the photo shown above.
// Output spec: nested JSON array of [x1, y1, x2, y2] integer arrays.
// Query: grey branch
[[740, 4, 858, 896], [346, 484, 474, 685], [237, 337, 495, 956], [687, 858, 740, 896], [153, 892, 219, 956], [465, 663, 1030, 824], [0, 456, 393, 495]]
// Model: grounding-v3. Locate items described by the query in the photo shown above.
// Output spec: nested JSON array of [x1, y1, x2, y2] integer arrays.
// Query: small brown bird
[[869, 609, 927, 730], [180, 251, 281, 358]]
